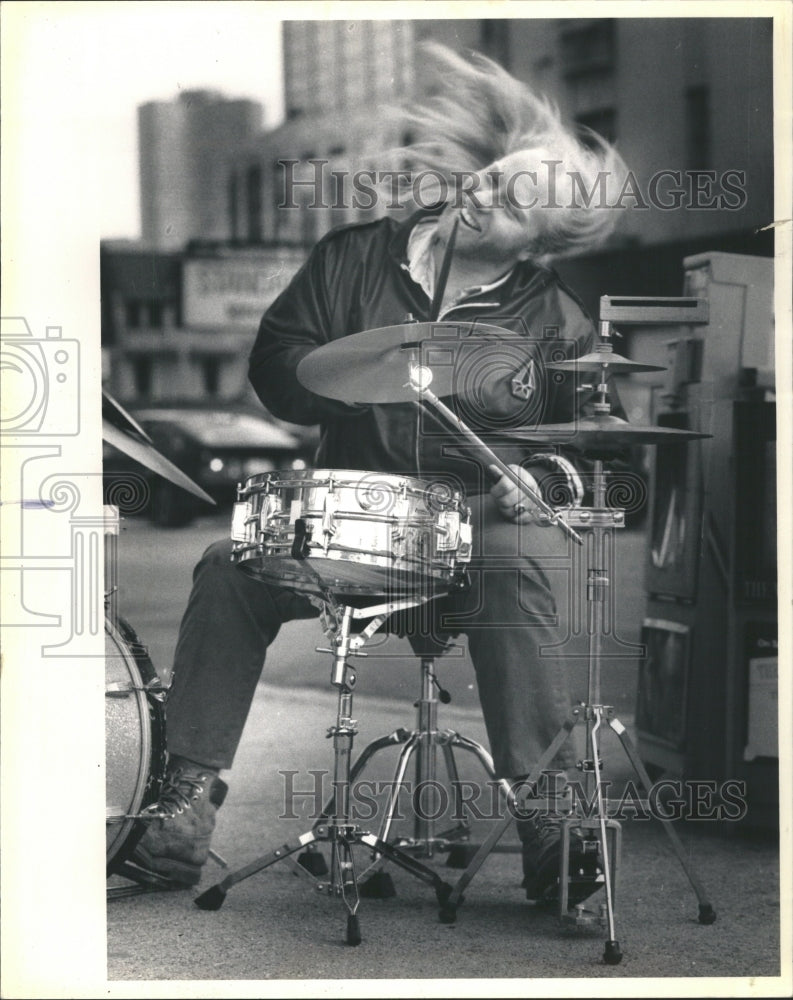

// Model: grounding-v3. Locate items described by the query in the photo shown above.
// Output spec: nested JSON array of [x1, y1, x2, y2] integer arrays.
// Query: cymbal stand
[[432, 454, 716, 964], [194, 593, 456, 946]]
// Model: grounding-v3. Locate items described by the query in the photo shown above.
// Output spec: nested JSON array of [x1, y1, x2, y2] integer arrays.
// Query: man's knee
[[193, 538, 235, 581]]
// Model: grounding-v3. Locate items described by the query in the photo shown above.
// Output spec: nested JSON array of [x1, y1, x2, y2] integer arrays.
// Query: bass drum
[[105, 615, 166, 872]]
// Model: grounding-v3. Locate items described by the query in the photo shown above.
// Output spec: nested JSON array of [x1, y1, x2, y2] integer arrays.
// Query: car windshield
[[134, 410, 299, 448]]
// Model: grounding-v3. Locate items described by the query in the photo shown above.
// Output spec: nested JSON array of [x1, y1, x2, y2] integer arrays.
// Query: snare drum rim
[[239, 468, 466, 507]]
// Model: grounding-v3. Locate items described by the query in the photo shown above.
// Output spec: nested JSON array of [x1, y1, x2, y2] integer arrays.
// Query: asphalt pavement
[[102, 511, 788, 995]]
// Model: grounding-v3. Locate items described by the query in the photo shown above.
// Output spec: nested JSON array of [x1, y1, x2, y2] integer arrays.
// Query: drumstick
[[412, 382, 583, 545], [429, 216, 460, 321]]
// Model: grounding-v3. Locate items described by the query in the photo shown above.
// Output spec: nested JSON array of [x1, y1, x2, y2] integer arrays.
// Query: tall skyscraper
[[282, 19, 414, 120], [139, 89, 264, 250]]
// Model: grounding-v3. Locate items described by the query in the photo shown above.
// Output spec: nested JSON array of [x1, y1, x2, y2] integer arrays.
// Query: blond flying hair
[[386, 42, 629, 261]]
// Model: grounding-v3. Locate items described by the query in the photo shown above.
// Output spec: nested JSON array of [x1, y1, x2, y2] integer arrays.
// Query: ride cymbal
[[297, 321, 526, 404]]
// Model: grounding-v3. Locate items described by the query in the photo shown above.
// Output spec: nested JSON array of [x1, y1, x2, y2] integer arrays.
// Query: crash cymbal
[[500, 414, 711, 450], [544, 351, 665, 374], [102, 388, 154, 442], [103, 419, 216, 505], [297, 321, 524, 404]]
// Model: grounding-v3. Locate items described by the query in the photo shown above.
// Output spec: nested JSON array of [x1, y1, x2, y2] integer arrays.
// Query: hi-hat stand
[[194, 594, 457, 946], [428, 338, 717, 965]]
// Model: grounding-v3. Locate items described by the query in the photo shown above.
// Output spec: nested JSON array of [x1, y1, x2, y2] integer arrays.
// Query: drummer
[[133, 43, 629, 907]]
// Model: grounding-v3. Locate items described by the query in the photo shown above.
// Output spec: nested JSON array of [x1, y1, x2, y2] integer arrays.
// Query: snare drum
[[105, 615, 166, 872], [230, 469, 472, 596]]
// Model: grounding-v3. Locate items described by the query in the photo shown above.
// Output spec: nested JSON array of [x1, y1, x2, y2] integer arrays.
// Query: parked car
[[103, 402, 316, 527]]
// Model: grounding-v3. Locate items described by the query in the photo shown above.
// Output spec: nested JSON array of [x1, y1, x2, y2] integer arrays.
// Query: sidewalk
[[106, 682, 784, 990]]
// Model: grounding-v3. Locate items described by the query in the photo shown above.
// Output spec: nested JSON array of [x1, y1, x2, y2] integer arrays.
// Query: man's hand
[[488, 464, 543, 523]]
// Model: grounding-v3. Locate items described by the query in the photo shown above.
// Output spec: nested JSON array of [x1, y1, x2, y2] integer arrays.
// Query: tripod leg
[[194, 830, 319, 911], [447, 733, 498, 779], [314, 729, 411, 827], [608, 716, 716, 924], [440, 712, 580, 921], [439, 736, 509, 866], [357, 733, 421, 882], [590, 712, 622, 964], [358, 832, 454, 908]]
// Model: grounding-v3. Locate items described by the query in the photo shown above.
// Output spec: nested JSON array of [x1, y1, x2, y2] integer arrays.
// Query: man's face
[[435, 150, 551, 268]]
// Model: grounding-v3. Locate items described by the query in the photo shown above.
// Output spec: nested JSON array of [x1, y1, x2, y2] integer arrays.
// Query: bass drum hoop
[[105, 615, 166, 872]]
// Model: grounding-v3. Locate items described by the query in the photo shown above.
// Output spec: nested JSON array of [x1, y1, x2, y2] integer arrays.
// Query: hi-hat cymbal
[[297, 321, 527, 404], [544, 351, 665, 374], [500, 414, 711, 450]]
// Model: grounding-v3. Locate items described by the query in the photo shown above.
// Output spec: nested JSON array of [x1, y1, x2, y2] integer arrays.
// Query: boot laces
[[141, 768, 208, 820]]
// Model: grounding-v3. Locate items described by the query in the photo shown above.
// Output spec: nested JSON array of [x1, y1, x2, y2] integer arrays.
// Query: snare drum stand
[[194, 594, 456, 946], [435, 458, 716, 964], [302, 639, 511, 901]]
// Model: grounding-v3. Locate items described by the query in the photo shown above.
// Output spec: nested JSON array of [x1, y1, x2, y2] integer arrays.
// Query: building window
[[148, 301, 163, 329], [246, 164, 263, 243], [228, 172, 239, 242], [132, 356, 152, 396], [575, 107, 617, 145], [125, 301, 141, 329], [201, 358, 220, 396], [685, 85, 711, 170], [560, 20, 616, 79]]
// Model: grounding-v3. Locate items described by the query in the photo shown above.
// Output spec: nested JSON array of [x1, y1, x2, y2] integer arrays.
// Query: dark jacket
[[249, 208, 602, 497]]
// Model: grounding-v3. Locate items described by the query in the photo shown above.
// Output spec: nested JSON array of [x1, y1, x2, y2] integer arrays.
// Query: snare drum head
[[105, 616, 166, 870]]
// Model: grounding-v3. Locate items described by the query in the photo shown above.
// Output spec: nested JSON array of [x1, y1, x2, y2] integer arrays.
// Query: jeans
[[165, 494, 577, 779]]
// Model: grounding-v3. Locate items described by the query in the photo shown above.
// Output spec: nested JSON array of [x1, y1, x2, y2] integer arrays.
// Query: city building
[[139, 89, 264, 250], [101, 240, 306, 404], [229, 19, 418, 246]]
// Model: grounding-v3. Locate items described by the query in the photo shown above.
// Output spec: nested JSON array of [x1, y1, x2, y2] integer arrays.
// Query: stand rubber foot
[[359, 871, 397, 899], [435, 881, 457, 906], [604, 940, 622, 965], [194, 885, 226, 911], [346, 913, 362, 946], [445, 844, 479, 869], [438, 905, 457, 925], [297, 849, 329, 877], [698, 904, 717, 925]]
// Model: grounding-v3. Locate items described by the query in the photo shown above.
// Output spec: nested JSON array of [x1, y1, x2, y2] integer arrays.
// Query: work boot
[[132, 755, 228, 886], [518, 809, 603, 908]]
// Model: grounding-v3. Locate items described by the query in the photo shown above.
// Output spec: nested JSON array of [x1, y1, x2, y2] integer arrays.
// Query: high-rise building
[[229, 20, 418, 246], [139, 89, 264, 250], [282, 19, 414, 120]]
